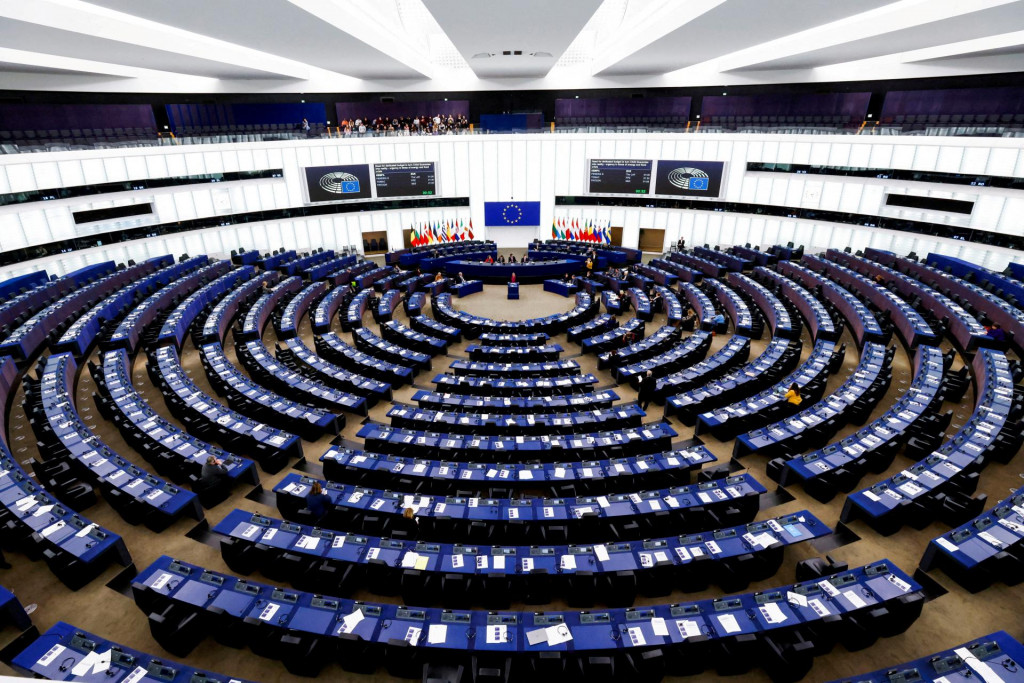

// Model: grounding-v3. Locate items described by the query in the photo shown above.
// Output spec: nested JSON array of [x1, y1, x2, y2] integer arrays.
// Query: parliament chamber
[[1, 2, 1024, 682]]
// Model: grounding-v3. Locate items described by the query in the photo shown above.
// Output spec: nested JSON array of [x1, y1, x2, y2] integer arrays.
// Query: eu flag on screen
[[484, 201, 542, 226]]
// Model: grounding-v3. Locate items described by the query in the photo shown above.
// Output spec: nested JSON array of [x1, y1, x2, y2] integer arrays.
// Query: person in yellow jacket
[[784, 383, 802, 405]]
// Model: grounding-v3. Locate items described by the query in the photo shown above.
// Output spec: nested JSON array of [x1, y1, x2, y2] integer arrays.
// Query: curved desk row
[[53, 254, 185, 358], [343, 289, 372, 332], [314, 332, 413, 386], [382, 319, 448, 356], [149, 344, 299, 472], [237, 338, 364, 417], [353, 327, 431, 372], [106, 261, 230, 354], [433, 373, 598, 396], [0, 356, 130, 588], [678, 282, 716, 330], [695, 339, 838, 439], [568, 313, 616, 343], [213, 507, 827, 606], [657, 335, 753, 405], [275, 471, 761, 544], [599, 325, 679, 371], [279, 337, 391, 402], [616, 331, 712, 387], [804, 254, 938, 348], [12, 621, 254, 683], [199, 342, 340, 442], [374, 289, 402, 322], [842, 348, 1020, 536], [777, 261, 886, 349], [319, 444, 716, 496], [384, 403, 645, 436], [27, 352, 200, 530], [355, 422, 678, 462], [410, 388, 618, 414], [727, 272, 798, 340], [199, 270, 280, 345], [770, 345, 947, 502], [157, 266, 255, 349], [432, 292, 597, 338], [276, 281, 327, 339], [237, 275, 302, 342], [411, 315, 461, 344], [448, 358, 580, 378], [736, 342, 891, 458], [305, 253, 359, 283], [706, 279, 755, 338], [755, 267, 839, 342], [130, 554, 922, 680], [95, 349, 259, 499], [310, 284, 346, 334], [467, 344, 563, 363]]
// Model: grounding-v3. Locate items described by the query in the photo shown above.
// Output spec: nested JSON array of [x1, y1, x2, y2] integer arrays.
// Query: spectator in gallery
[[301, 117, 310, 132]]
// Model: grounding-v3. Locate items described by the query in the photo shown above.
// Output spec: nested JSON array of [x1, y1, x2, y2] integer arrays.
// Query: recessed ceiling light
[[532, 52, 553, 58], [472, 52, 493, 59]]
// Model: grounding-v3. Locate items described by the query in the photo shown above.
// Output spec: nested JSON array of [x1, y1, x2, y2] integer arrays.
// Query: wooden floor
[[0, 251, 1021, 683]]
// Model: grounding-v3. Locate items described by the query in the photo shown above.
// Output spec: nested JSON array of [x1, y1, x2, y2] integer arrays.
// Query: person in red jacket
[[510, 272, 517, 283]]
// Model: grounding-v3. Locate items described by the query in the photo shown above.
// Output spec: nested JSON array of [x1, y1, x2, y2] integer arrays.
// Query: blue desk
[[433, 373, 597, 396], [405, 291, 426, 317], [13, 621, 255, 682], [99, 349, 260, 485], [706, 279, 754, 337], [697, 339, 836, 440], [282, 338, 391, 403], [129, 553, 924, 679], [213, 507, 827, 599], [928, 253, 1024, 313], [259, 249, 297, 270], [355, 422, 679, 463], [0, 270, 47, 299], [200, 342, 340, 440], [283, 249, 334, 275], [467, 343, 563, 363], [508, 282, 519, 299], [374, 289, 401, 323], [386, 402, 643, 436], [659, 336, 754, 405], [920, 485, 1024, 593], [151, 344, 299, 471], [694, 246, 750, 272], [314, 333, 414, 387], [616, 330, 713, 386], [343, 289, 371, 332], [829, 631, 1024, 683], [599, 325, 679, 371], [311, 284, 347, 334], [447, 359, 580, 378], [157, 266, 255, 349], [451, 279, 483, 297], [320, 442, 713, 494], [276, 470, 759, 543], [236, 275, 300, 342], [411, 315, 461, 344], [232, 249, 260, 265], [434, 292, 597, 338], [736, 342, 889, 458], [773, 345, 945, 501], [778, 260, 886, 348], [841, 348, 1017, 536], [602, 290, 622, 315], [382, 319, 448, 355], [581, 318, 644, 354], [305, 253, 357, 281], [544, 280, 577, 297], [353, 327, 432, 372], [0, 585, 30, 631], [728, 271, 797, 340], [411, 389, 618, 413], [480, 331, 548, 346], [444, 259, 585, 284], [32, 353, 201, 530], [277, 281, 327, 340], [756, 266, 839, 342], [678, 282, 715, 330]]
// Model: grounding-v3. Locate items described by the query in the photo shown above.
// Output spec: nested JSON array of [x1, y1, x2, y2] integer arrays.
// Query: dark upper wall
[[165, 102, 329, 129], [554, 96, 690, 119], [881, 86, 1024, 117], [0, 103, 156, 131], [702, 92, 870, 122], [334, 100, 469, 122]]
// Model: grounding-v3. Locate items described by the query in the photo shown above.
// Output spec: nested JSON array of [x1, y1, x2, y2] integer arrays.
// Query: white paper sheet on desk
[[676, 619, 701, 639], [486, 625, 507, 644], [717, 613, 741, 634], [41, 521, 65, 539], [651, 617, 669, 636], [401, 552, 420, 568], [341, 609, 363, 633], [760, 602, 787, 624], [32, 504, 54, 517], [787, 591, 808, 607], [428, 624, 447, 644], [545, 624, 573, 645], [594, 545, 610, 562], [71, 649, 110, 676]]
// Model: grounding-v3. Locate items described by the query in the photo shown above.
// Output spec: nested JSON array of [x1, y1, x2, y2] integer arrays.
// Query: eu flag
[[484, 201, 541, 226]]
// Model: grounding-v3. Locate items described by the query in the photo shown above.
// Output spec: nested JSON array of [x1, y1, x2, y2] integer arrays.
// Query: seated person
[[199, 455, 230, 491], [651, 292, 663, 312], [394, 507, 419, 539], [986, 322, 1008, 343], [434, 272, 444, 282], [305, 481, 332, 522], [508, 253, 518, 264], [521, 255, 530, 264], [455, 271, 467, 284], [783, 382, 803, 406], [712, 312, 726, 332], [485, 255, 494, 264], [681, 306, 696, 325]]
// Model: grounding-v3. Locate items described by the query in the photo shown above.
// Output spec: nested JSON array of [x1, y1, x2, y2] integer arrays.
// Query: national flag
[[468, 218, 474, 240]]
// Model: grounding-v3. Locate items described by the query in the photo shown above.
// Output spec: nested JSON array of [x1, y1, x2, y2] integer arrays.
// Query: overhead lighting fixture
[[532, 52, 553, 58], [472, 52, 493, 59]]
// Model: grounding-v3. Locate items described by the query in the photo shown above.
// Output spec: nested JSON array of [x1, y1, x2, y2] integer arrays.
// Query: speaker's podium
[[507, 282, 519, 299]]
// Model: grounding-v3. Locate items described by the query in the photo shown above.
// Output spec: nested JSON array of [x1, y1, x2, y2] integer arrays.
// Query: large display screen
[[588, 159, 653, 194], [304, 164, 373, 202], [373, 162, 437, 198], [654, 160, 726, 197]]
